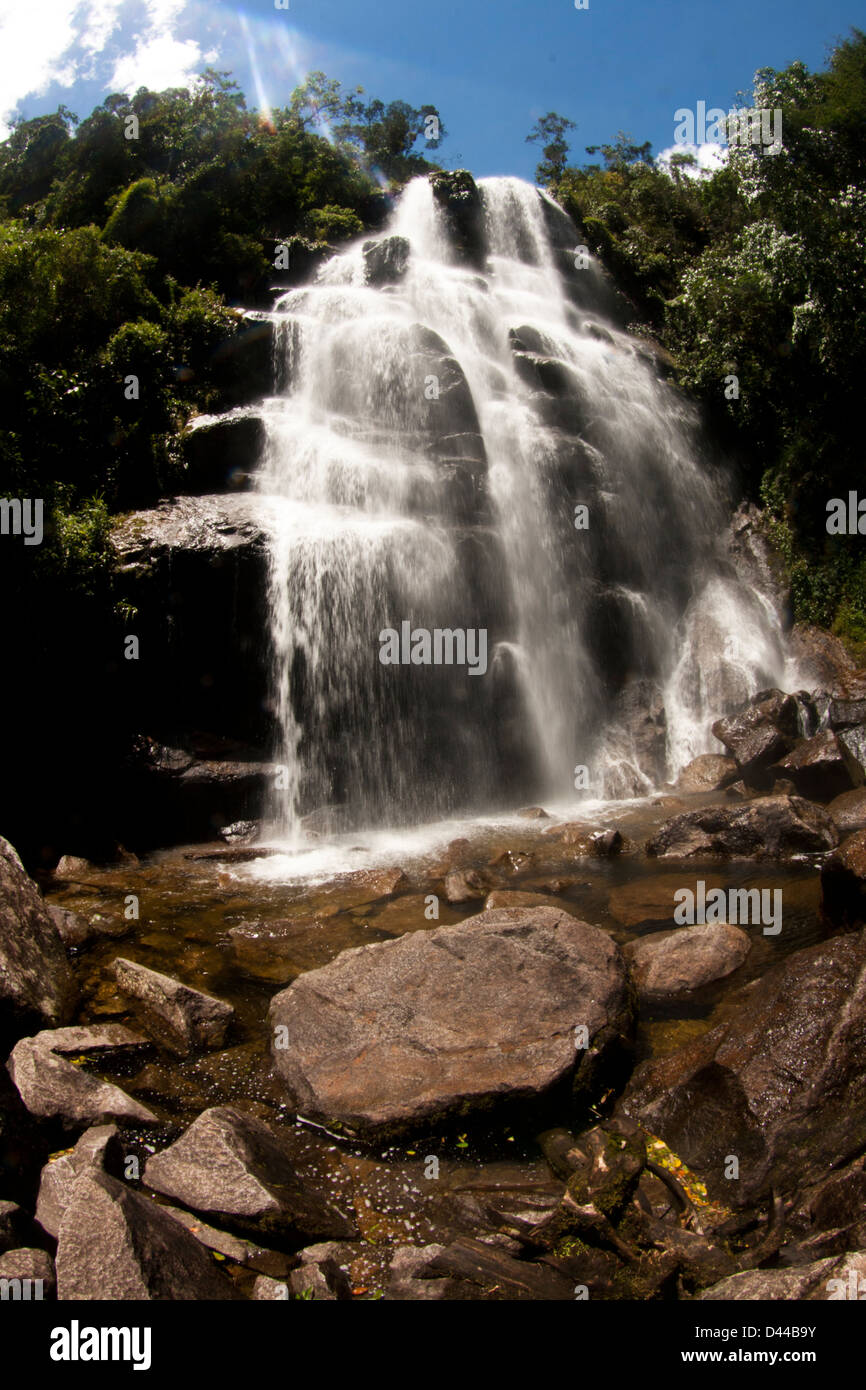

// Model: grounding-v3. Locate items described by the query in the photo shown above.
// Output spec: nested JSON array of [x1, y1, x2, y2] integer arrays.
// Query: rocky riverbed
[[4, 658, 866, 1300]]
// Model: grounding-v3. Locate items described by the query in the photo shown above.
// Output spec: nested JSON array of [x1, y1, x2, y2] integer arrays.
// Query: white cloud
[[79, 0, 125, 57], [656, 141, 729, 179], [0, 0, 217, 137], [0, 1, 81, 133], [110, 32, 213, 95]]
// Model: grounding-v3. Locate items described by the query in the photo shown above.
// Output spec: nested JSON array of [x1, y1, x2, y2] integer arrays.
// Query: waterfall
[[254, 175, 785, 836]]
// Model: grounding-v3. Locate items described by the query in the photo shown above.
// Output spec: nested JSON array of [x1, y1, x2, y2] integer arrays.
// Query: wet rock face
[[828, 787, 866, 834], [711, 689, 800, 780], [772, 728, 854, 801], [0, 836, 74, 1040], [429, 170, 486, 268], [676, 754, 737, 793], [839, 725, 866, 786], [618, 928, 866, 1207], [179, 414, 264, 494], [363, 235, 410, 286], [821, 829, 866, 929], [726, 503, 792, 629], [126, 749, 281, 848], [268, 235, 336, 294], [608, 678, 669, 786], [624, 922, 751, 1005], [646, 795, 839, 859], [111, 495, 274, 846], [791, 625, 866, 699], [144, 1105, 355, 1244], [829, 698, 866, 730], [268, 906, 633, 1139], [443, 867, 488, 903], [55, 1170, 239, 1300]]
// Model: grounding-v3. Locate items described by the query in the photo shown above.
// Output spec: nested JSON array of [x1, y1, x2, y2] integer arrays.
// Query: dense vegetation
[[0, 70, 443, 514], [535, 30, 866, 646], [0, 70, 443, 861]]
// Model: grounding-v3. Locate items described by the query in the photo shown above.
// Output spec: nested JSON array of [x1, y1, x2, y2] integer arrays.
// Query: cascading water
[[254, 174, 786, 837]]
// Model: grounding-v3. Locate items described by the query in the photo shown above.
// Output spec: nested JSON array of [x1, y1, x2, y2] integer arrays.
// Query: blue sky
[[0, 0, 861, 175]]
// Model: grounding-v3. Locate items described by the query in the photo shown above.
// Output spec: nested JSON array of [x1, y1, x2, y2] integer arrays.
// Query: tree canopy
[[533, 29, 866, 646]]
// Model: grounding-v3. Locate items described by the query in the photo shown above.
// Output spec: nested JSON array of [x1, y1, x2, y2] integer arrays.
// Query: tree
[[526, 112, 575, 186], [584, 131, 653, 172]]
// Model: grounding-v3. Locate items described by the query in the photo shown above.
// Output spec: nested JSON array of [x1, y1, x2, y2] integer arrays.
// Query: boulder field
[[2, 671, 866, 1299]]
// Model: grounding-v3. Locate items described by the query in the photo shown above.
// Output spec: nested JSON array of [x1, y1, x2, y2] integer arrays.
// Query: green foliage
[[102, 176, 162, 252], [555, 161, 711, 321], [540, 29, 866, 644], [43, 493, 113, 602], [305, 204, 365, 242], [526, 112, 576, 186], [0, 65, 445, 521], [292, 71, 446, 182], [584, 131, 653, 172]]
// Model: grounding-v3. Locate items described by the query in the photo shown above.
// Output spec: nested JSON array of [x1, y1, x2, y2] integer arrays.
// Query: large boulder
[[711, 690, 798, 781], [46, 903, 128, 949], [771, 729, 854, 801], [0, 836, 74, 1038], [35, 1124, 120, 1238], [675, 754, 737, 793], [268, 906, 633, 1138], [363, 235, 410, 286], [828, 787, 866, 834], [443, 868, 488, 903], [7, 1025, 155, 1130], [113, 958, 235, 1056], [618, 929, 866, 1206], [646, 795, 838, 859], [179, 413, 263, 494], [144, 1105, 355, 1243], [821, 829, 866, 930], [55, 1170, 238, 1299], [623, 923, 751, 1006]]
